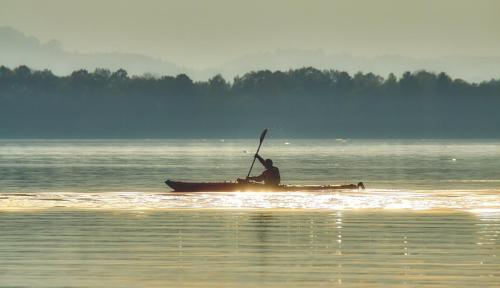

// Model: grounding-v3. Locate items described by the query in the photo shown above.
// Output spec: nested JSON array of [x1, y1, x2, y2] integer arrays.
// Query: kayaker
[[246, 154, 281, 186]]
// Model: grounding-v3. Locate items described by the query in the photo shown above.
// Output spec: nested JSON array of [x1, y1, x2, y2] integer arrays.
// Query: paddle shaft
[[246, 129, 267, 179], [246, 142, 263, 179]]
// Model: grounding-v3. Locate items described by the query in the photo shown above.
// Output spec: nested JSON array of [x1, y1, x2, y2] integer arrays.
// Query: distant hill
[[1, 26, 500, 82], [214, 51, 500, 84], [0, 26, 189, 77]]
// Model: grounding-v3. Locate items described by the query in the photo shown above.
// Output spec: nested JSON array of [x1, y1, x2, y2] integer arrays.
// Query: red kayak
[[165, 180, 365, 192]]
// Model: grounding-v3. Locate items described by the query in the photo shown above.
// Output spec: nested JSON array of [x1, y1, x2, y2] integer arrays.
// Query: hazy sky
[[1, 0, 499, 68]]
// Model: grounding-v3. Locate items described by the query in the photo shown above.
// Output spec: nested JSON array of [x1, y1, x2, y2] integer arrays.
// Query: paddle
[[246, 129, 268, 180]]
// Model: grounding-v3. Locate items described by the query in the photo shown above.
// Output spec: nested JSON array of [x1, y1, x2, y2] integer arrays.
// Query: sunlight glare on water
[[1, 189, 499, 212]]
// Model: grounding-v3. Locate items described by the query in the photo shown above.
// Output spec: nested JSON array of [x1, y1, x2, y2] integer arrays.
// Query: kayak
[[165, 130, 366, 193], [165, 180, 365, 192]]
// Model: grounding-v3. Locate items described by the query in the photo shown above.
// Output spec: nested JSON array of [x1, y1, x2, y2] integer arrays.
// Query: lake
[[0, 139, 499, 287]]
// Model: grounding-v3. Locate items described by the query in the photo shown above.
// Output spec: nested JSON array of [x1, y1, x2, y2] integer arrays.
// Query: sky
[[1, 0, 499, 69]]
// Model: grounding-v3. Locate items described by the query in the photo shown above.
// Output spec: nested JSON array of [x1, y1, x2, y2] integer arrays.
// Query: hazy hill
[[2, 26, 500, 82], [0, 26, 188, 77], [214, 51, 500, 84]]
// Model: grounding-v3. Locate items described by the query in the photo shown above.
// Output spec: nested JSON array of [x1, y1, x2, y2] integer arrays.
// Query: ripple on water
[[0, 210, 498, 287]]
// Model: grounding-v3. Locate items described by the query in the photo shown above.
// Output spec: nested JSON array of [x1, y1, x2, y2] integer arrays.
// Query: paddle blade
[[259, 129, 268, 143]]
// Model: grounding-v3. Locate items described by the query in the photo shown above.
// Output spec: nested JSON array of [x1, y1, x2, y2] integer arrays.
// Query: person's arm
[[247, 173, 265, 182], [255, 154, 266, 167]]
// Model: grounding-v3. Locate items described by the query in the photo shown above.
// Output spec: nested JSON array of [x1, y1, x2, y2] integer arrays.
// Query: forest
[[0, 65, 499, 138]]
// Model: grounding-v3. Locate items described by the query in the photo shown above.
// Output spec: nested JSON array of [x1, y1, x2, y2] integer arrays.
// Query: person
[[246, 154, 281, 186]]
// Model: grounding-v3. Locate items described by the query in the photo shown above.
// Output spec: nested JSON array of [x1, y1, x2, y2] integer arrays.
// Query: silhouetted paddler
[[246, 154, 281, 185]]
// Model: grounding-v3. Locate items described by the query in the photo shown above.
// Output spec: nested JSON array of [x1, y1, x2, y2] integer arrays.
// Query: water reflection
[[0, 210, 498, 287]]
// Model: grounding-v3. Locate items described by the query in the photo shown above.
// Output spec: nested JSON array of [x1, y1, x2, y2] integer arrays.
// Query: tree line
[[0, 65, 499, 138]]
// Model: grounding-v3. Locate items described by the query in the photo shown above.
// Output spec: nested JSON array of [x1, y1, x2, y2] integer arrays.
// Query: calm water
[[0, 139, 499, 287], [0, 210, 498, 287], [1, 139, 500, 192]]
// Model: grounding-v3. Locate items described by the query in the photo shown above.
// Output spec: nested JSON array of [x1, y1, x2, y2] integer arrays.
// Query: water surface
[[1, 139, 499, 192], [0, 139, 499, 287], [0, 210, 498, 288]]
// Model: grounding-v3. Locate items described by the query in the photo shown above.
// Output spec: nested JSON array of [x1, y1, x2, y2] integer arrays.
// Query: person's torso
[[263, 166, 281, 185]]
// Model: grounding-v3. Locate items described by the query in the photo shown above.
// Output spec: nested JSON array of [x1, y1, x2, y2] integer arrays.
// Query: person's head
[[264, 159, 273, 169]]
